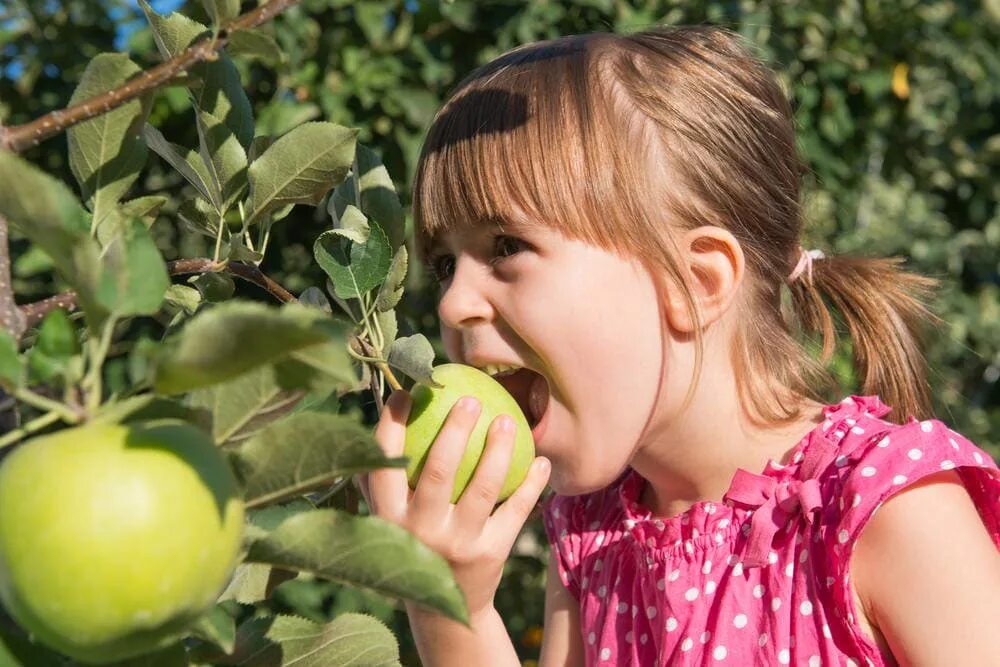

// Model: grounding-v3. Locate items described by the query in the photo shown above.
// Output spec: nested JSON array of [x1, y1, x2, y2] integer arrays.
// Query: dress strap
[[723, 436, 839, 567]]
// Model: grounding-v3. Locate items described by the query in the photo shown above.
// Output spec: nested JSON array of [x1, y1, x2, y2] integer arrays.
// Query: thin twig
[[0, 215, 27, 340], [0, 0, 300, 153], [18, 258, 297, 329]]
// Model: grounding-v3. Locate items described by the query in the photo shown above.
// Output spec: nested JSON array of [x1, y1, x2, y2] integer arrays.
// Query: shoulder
[[822, 410, 1000, 663]]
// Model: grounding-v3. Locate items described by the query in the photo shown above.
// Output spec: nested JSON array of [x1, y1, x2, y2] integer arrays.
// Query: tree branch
[[0, 0, 300, 154], [18, 258, 298, 330], [0, 215, 27, 340]]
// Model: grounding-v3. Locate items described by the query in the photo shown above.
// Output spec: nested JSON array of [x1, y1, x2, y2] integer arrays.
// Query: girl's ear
[[662, 226, 745, 333]]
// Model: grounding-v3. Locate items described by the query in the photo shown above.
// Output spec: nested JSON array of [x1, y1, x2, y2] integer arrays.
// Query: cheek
[[441, 326, 462, 362]]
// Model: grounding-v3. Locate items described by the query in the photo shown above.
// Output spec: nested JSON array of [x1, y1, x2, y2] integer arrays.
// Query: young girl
[[356, 26, 1000, 666]]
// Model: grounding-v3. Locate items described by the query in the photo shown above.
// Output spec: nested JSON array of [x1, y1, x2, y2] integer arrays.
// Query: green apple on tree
[[0, 419, 245, 665], [404, 364, 537, 504]]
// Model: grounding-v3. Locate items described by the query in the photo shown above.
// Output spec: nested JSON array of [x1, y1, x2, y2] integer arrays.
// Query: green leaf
[[246, 122, 358, 226], [377, 309, 398, 352], [194, 108, 248, 213], [94, 195, 166, 248], [200, 0, 240, 26], [26, 308, 79, 384], [67, 53, 149, 229], [386, 334, 440, 387], [330, 203, 370, 244], [297, 287, 331, 313], [285, 339, 357, 391], [154, 301, 348, 395], [96, 217, 170, 317], [0, 328, 22, 389], [140, 2, 253, 147], [189, 272, 235, 303], [246, 509, 468, 624], [329, 145, 405, 249], [375, 245, 407, 312], [228, 29, 284, 67], [176, 197, 219, 238], [163, 284, 202, 315], [186, 363, 306, 445], [228, 412, 407, 508], [0, 152, 105, 333], [218, 562, 272, 603], [143, 124, 216, 204], [314, 221, 392, 300], [187, 603, 236, 655], [226, 239, 263, 264]]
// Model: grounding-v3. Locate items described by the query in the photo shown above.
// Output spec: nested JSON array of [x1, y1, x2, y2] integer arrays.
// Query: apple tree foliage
[[0, 1, 463, 665]]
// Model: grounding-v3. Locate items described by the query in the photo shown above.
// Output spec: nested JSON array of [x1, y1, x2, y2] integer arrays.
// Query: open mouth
[[489, 367, 551, 440]]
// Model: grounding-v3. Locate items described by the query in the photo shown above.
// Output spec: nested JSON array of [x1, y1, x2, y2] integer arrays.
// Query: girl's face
[[428, 219, 667, 495]]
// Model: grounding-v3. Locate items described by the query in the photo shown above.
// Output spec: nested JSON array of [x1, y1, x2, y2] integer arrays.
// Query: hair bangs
[[412, 33, 641, 261]]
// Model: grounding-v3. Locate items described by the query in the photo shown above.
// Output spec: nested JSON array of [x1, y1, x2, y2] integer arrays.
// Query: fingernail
[[457, 396, 480, 413], [494, 415, 514, 434], [536, 457, 550, 473]]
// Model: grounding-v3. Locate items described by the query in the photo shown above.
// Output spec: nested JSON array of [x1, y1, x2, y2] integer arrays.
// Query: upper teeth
[[482, 363, 521, 377]]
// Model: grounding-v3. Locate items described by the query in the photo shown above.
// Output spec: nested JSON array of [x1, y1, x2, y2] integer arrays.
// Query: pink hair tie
[[787, 247, 825, 285]]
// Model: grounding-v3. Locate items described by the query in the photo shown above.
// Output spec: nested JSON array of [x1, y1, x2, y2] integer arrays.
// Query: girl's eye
[[492, 235, 526, 263], [429, 254, 456, 282]]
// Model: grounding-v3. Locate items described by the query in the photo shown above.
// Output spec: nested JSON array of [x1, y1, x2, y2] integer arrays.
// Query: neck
[[629, 333, 825, 519]]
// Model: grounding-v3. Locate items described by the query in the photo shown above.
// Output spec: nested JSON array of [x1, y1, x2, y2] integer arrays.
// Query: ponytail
[[788, 253, 939, 422]]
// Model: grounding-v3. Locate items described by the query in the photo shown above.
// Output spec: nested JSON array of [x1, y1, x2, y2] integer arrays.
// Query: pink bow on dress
[[723, 436, 839, 568]]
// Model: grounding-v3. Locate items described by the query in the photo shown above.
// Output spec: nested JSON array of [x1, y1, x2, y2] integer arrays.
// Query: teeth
[[483, 363, 521, 377]]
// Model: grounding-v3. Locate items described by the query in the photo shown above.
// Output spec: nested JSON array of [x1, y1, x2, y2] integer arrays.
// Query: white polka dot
[[654, 519, 665, 530], [799, 550, 809, 564], [861, 466, 877, 477], [700, 631, 711, 643], [706, 502, 717, 514], [625, 631, 633, 644], [771, 597, 781, 611], [705, 580, 717, 595], [809, 656, 821, 667], [669, 569, 681, 581], [632, 605, 638, 617], [600, 647, 611, 660], [703, 561, 713, 574], [657, 578, 665, 591], [588, 632, 596, 645], [778, 648, 790, 664], [714, 646, 728, 660], [681, 638, 693, 651], [714, 532, 724, 544], [685, 587, 699, 601], [646, 537, 655, 548], [595, 534, 604, 546], [685, 540, 694, 554], [826, 577, 835, 587], [893, 474, 907, 485], [784, 562, 794, 576], [594, 559, 603, 571], [732, 562, 744, 577], [598, 585, 606, 598], [581, 577, 589, 589], [920, 420, 933, 432], [853, 493, 862, 508], [838, 529, 849, 544], [974, 451, 984, 465], [908, 448, 923, 461], [646, 606, 657, 619], [666, 617, 678, 632], [847, 660, 859, 667], [835, 455, 849, 467], [801, 600, 813, 616], [758, 633, 768, 647], [877, 436, 890, 448], [941, 460, 955, 470], [640, 633, 647, 645], [617, 602, 628, 614], [823, 623, 832, 638], [949, 438, 960, 450], [753, 584, 765, 598], [768, 551, 778, 564], [734, 614, 748, 628]]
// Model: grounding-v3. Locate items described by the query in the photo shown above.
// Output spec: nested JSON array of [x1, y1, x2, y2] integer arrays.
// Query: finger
[[409, 396, 482, 514], [452, 415, 515, 529], [487, 456, 551, 547], [368, 390, 411, 518]]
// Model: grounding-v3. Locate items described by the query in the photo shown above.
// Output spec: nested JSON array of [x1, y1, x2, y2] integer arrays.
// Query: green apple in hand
[[0, 419, 245, 664], [404, 364, 536, 504]]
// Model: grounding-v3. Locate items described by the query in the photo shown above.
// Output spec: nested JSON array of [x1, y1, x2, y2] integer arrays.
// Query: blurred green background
[[2, 0, 998, 664]]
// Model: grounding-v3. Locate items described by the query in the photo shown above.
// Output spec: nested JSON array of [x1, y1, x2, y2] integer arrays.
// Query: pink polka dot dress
[[541, 396, 1000, 665]]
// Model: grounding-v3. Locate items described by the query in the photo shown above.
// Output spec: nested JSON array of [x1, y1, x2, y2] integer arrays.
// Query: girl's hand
[[354, 390, 551, 618]]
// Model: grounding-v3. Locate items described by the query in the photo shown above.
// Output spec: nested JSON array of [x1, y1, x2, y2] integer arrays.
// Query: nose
[[437, 256, 493, 331]]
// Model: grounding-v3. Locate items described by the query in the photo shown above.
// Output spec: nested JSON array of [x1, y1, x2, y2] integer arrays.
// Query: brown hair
[[412, 25, 938, 424]]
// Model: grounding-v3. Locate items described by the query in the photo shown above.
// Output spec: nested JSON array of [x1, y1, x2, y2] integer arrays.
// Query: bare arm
[[539, 556, 585, 666], [405, 604, 521, 667]]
